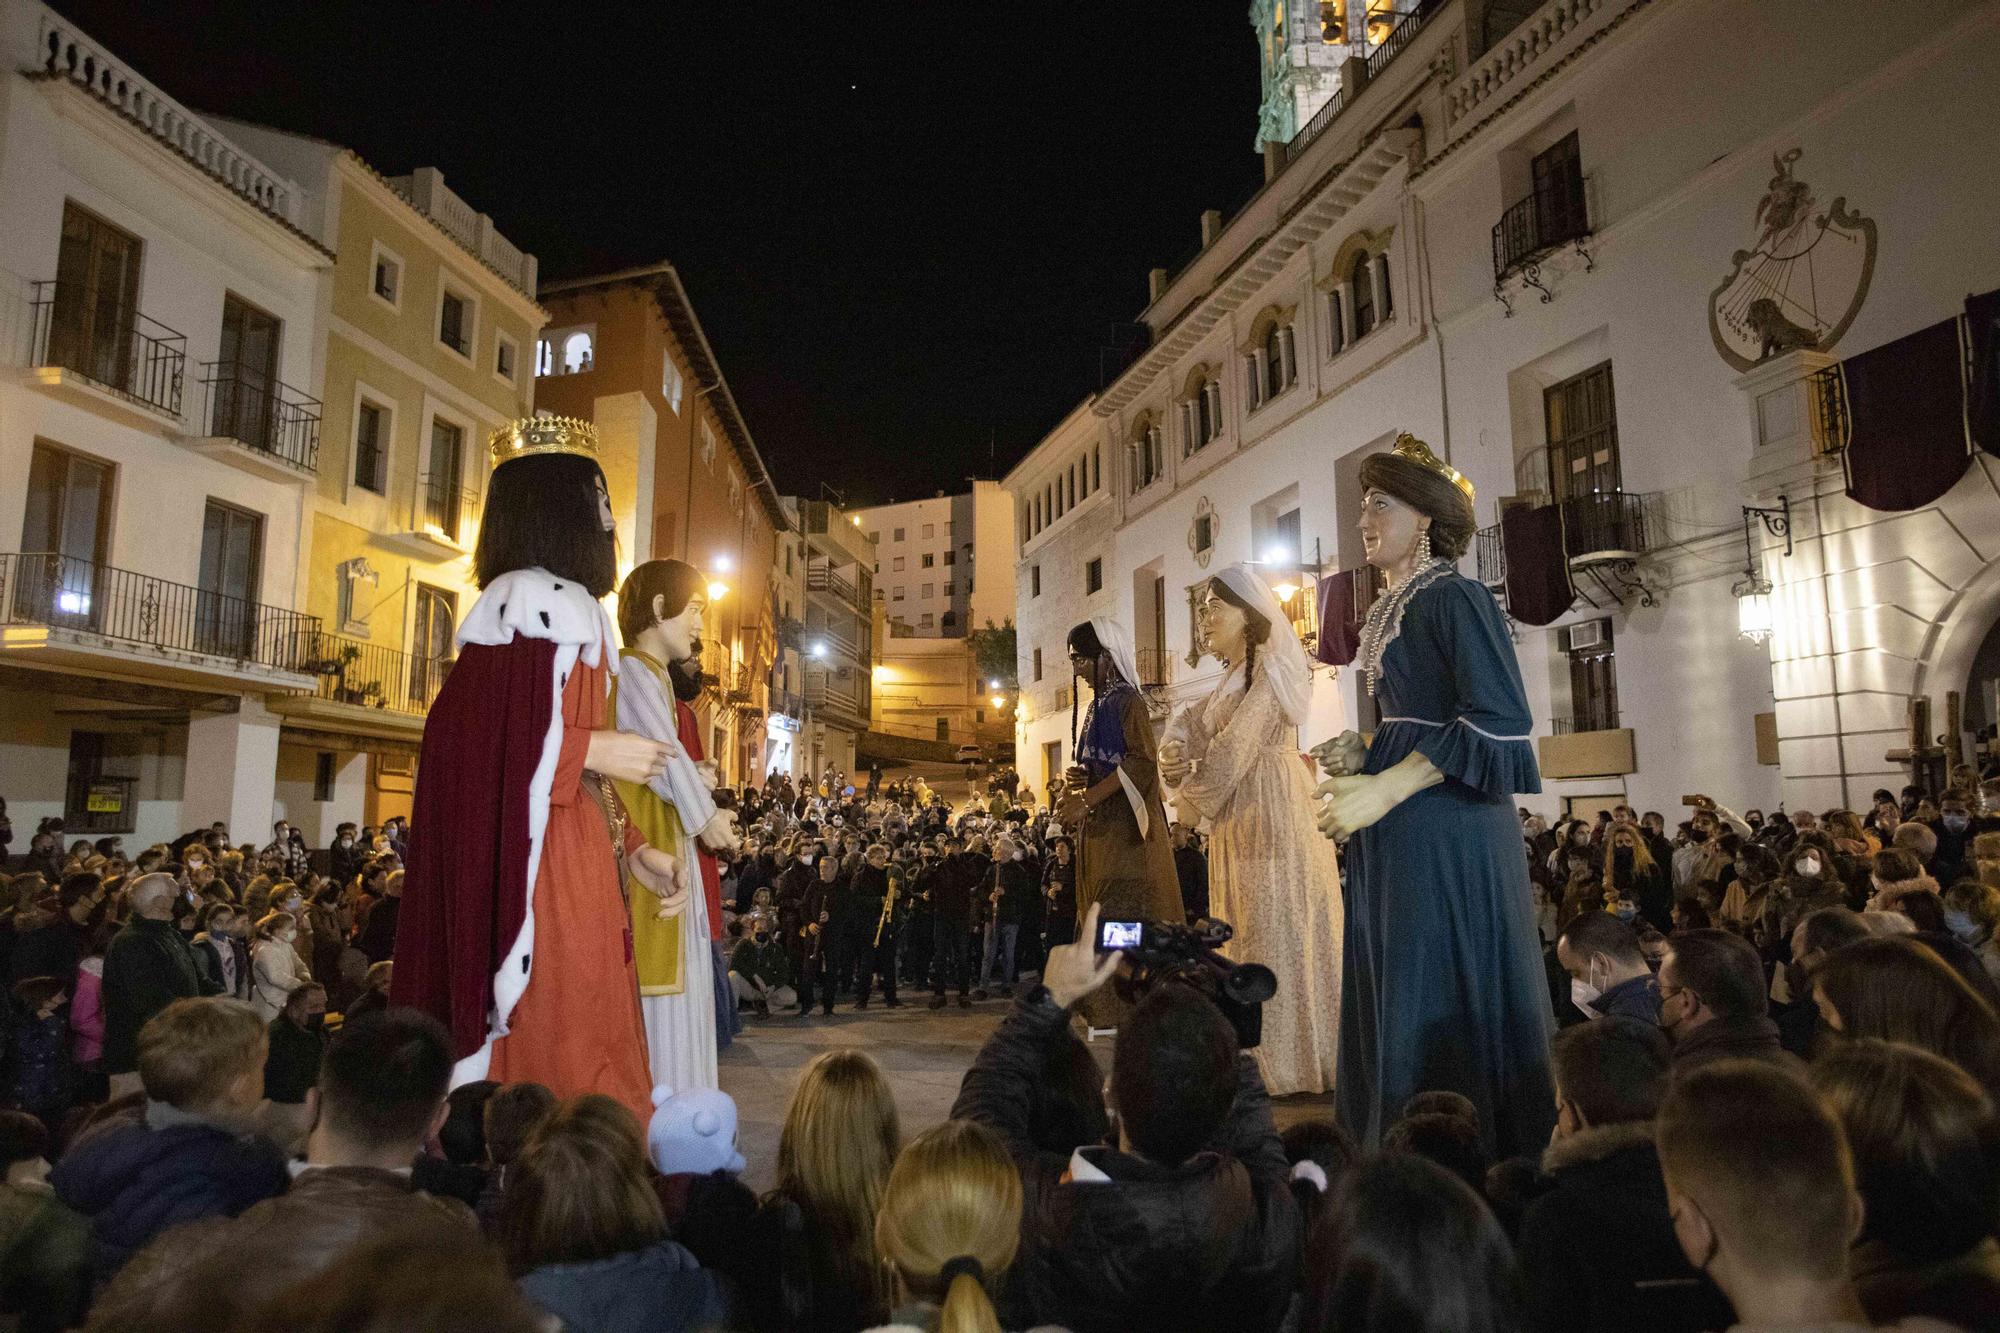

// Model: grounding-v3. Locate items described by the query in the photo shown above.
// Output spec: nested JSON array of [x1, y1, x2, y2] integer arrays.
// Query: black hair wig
[[473, 453, 618, 597]]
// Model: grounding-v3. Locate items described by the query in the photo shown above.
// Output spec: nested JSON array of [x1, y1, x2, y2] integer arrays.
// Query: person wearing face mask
[[1928, 794, 2000, 887], [1557, 911, 1661, 1025], [727, 912, 797, 1017], [263, 982, 329, 1143], [1718, 843, 1782, 935], [1600, 825, 1671, 934], [1657, 931, 1800, 1075], [249, 911, 312, 1023], [328, 823, 364, 892], [1942, 879, 2000, 983]]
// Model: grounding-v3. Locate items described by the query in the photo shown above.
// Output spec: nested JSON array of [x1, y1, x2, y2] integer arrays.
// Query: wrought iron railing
[[0, 553, 318, 670], [413, 471, 479, 545], [1492, 169, 1591, 280], [1551, 711, 1621, 735], [1283, 0, 1443, 164], [1284, 86, 1348, 165], [1559, 491, 1662, 563], [1475, 524, 1507, 586], [1807, 364, 1848, 457], [1365, 7, 1426, 78], [30, 281, 187, 417], [770, 687, 804, 720], [297, 631, 452, 715], [199, 363, 322, 472], [806, 560, 867, 612]]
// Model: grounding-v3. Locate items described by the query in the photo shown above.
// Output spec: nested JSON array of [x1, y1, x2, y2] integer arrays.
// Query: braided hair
[[1205, 579, 1272, 691], [1067, 622, 1104, 754]]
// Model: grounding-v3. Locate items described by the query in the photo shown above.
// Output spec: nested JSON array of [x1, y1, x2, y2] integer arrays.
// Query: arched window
[[1351, 251, 1376, 339], [562, 330, 594, 374], [1326, 289, 1345, 356]]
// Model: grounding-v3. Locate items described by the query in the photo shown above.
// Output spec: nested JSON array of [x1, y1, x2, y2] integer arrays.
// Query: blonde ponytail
[[938, 1268, 1001, 1333]]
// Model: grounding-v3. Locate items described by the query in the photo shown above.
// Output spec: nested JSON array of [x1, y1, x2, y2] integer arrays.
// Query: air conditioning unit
[[1562, 619, 1609, 653]]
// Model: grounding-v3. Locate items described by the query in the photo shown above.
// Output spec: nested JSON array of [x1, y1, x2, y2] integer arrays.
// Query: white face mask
[[1571, 976, 1602, 1018], [1796, 855, 1821, 877]]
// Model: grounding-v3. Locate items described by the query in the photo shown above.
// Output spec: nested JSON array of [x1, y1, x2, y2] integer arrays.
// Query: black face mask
[[1687, 830, 1709, 844], [301, 1014, 325, 1032], [1613, 847, 1635, 872]]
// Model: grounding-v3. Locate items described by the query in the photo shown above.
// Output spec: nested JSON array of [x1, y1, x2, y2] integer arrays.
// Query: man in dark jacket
[[928, 838, 978, 1009], [262, 982, 327, 1107], [952, 904, 1301, 1333], [352, 869, 403, 965], [1660, 930, 1802, 1075], [85, 1008, 475, 1326], [845, 845, 900, 1010], [1171, 823, 1209, 924], [1516, 1017, 1731, 1333], [327, 822, 365, 889], [102, 875, 219, 1098], [1557, 911, 1660, 1025], [796, 856, 843, 1016]]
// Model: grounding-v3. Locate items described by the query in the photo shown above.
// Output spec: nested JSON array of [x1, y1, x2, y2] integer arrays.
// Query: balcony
[[189, 362, 322, 482], [1539, 717, 1636, 779], [1559, 491, 1663, 566], [268, 632, 452, 739], [29, 281, 187, 423], [0, 552, 318, 690], [1492, 167, 1593, 292], [1135, 647, 1174, 690], [806, 559, 870, 615], [804, 665, 868, 729], [380, 472, 481, 561], [1475, 524, 1507, 588]]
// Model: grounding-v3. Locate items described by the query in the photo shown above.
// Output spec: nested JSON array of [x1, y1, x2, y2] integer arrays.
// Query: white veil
[[1087, 615, 1142, 694], [1212, 563, 1313, 726]]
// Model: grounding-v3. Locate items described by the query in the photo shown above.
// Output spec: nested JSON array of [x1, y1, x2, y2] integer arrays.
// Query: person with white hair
[[1159, 564, 1343, 1096], [102, 873, 219, 1098]]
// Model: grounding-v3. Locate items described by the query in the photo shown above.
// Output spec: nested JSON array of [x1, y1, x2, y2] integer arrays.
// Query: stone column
[[184, 695, 284, 843]]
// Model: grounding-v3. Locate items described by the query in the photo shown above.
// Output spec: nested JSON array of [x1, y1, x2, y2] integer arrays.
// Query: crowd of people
[[0, 764, 1998, 1331]]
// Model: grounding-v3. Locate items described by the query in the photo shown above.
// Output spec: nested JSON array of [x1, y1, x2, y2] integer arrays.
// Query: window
[[892, 556, 906, 572], [1544, 361, 1620, 501], [1565, 621, 1619, 733], [893, 527, 906, 542], [1351, 251, 1377, 339], [1033, 647, 1043, 681], [942, 611, 957, 629], [1531, 131, 1587, 252], [50, 203, 141, 394], [354, 401, 387, 494], [196, 499, 264, 656], [937, 717, 952, 741], [893, 587, 905, 601], [868, 531, 880, 544], [920, 612, 934, 628], [423, 418, 466, 541], [215, 294, 281, 450], [314, 752, 336, 802], [1031, 565, 1041, 597], [438, 288, 473, 357], [662, 354, 685, 412], [22, 443, 113, 593], [411, 584, 456, 704], [922, 522, 935, 539], [1325, 287, 1346, 357], [1130, 417, 1164, 493], [369, 242, 402, 310], [495, 333, 517, 383], [944, 549, 955, 566], [921, 583, 934, 599], [921, 553, 934, 568], [1085, 558, 1103, 594], [1248, 318, 1297, 410], [560, 330, 593, 374], [944, 582, 955, 596], [699, 419, 718, 468], [1182, 373, 1222, 455], [1378, 254, 1394, 320], [1092, 446, 1101, 492]]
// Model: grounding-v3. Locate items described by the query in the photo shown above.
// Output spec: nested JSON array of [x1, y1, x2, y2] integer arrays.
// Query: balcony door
[[18, 442, 113, 630], [1545, 361, 1625, 555], [51, 203, 141, 391], [215, 294, 281, 450], [424, 419, 465, 541], [1531, 132, 1586, 249], [410, 584, 456, 707], [197, 500, 263, 658]]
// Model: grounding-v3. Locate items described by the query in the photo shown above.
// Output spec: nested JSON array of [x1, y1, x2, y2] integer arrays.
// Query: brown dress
[[1075, 688, 1184, 930]]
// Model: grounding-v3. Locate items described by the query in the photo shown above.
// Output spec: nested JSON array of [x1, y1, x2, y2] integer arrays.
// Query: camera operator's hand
[[1044, 904, 1122, 1010]]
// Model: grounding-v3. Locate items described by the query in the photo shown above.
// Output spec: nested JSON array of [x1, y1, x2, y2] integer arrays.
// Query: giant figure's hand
[[1159, 739, 1192, 787], [699, 810, 742, 854], [1315, 774, 1400, 842], [588, 731, 672, 785], [1311, 731, 1368, 780], [695, 761, 722, 793], [630, 845, 689, 918]]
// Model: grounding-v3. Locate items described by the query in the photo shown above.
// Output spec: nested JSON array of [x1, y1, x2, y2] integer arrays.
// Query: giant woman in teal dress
[[1315, 436, 1555, 1158]]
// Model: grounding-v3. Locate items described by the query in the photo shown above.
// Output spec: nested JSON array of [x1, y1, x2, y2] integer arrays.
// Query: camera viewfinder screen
[[1099, 919, 1144, 951]]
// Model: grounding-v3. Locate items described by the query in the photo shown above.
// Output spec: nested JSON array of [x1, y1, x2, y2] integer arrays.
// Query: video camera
[[1095, 915, 1275, 1049]]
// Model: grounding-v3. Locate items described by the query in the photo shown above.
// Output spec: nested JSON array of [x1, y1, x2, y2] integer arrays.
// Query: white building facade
[[0, 2, 332, 848], [857, 479, 1018, 639], [1012, 0, 2000, 822]]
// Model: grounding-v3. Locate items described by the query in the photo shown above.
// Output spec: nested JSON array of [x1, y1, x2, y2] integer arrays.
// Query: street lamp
[[712, 554, 732, 572], [991, 694, 1006, 710], [707, 580, 730, 603], [810, 642, 827, 659]]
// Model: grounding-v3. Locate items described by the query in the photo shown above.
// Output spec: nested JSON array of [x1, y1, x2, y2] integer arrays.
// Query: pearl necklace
[[1357, 558, 1448, 696]]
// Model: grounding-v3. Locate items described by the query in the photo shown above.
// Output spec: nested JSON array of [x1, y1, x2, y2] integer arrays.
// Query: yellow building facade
[[220, 125, 545, 837]]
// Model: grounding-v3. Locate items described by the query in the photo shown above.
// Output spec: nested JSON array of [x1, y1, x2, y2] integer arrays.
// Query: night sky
[[55, 1, 1269, 504]]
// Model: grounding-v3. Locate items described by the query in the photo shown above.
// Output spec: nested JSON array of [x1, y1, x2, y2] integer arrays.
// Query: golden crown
[[488, 415, 600, 467], [1393, 431, 1475, 506]]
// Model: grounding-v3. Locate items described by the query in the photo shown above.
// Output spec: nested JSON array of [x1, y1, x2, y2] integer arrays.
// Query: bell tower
[[1252, 1, 1406, 154]]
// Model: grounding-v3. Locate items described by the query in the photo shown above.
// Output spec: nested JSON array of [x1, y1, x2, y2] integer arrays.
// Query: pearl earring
[[1416, 529, 1432, 566]]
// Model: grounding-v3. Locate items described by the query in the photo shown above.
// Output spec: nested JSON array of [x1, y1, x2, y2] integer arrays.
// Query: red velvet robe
[[676, 698, 724, 940]]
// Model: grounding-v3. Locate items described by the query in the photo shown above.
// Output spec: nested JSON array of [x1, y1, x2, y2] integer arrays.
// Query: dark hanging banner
[[1841, 317, 1971, 512], [1501, 503, 1575, 627], [1968, 287, 2000, 457], [1315, 568, 1365, 667]]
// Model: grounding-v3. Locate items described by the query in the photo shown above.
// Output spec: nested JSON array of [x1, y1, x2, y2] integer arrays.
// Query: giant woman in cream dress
[[1164, 563, 1342, 1096]]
